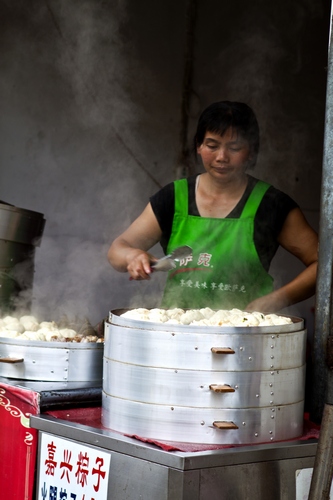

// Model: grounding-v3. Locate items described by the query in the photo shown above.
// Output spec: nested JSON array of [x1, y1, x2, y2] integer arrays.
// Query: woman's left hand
[[245, 292, 285, 313]]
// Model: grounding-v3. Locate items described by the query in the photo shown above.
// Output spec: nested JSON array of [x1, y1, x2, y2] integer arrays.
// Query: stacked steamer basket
[[0, 315, 104, 382], [102, 308, 307, 445]]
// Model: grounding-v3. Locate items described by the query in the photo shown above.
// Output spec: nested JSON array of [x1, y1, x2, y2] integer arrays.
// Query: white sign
[[36, 432, 111, 500], [296, 468, 333, 499]]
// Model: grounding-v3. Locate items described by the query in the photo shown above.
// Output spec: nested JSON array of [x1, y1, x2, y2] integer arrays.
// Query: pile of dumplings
[[120, 307, 293, 327], [0, 315, 103, 343]]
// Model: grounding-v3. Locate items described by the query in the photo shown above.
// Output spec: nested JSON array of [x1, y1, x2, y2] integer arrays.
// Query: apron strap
[[240, 180, 271, 218], [174, 178, 189, 215]]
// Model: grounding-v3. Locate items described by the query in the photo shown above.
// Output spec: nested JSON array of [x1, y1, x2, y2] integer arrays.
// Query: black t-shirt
[[150, 175, 298, 272]]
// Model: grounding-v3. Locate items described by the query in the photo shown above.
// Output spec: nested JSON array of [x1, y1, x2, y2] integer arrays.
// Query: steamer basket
[[102, 309, 307, 445], [0, 336, 103, 382]]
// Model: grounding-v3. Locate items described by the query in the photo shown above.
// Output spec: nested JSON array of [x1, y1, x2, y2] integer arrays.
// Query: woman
[[108, 101, 318, 313]]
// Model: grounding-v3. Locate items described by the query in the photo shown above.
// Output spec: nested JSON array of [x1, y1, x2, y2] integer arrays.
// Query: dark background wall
[[0, 0, 329, 326]]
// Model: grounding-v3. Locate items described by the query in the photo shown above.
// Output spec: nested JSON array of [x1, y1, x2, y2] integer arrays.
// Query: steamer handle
[[213, 421, 239, 430], [0, 357, 24, 364], [210, 384, 235, 393], [211, 347, 235, 354]]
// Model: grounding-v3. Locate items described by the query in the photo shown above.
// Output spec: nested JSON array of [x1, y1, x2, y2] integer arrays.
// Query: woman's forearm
[[108, 203, 162, 275], [108, 239, 141, 272]]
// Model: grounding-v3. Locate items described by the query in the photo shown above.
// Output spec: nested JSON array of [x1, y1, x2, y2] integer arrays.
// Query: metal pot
[[102, 309, 307, 445], [0, 202, 45, 313]]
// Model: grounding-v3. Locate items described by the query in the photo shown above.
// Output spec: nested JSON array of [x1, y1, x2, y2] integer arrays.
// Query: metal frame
[[308, 2, 333, 497]]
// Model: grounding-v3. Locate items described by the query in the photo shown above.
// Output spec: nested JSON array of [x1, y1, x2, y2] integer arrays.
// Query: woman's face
[[197, 128, 252, 182]]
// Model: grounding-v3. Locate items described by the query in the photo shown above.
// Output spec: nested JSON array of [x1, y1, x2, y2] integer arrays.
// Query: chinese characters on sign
[[37, 433, 111, 500]]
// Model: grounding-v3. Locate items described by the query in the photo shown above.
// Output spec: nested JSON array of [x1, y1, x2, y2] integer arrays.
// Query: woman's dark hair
[[194, 101, 260, 167]]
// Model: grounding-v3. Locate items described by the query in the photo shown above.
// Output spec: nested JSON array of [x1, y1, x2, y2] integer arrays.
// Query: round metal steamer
[[0, 336, 103, 382], [102, 309, 307, 445]]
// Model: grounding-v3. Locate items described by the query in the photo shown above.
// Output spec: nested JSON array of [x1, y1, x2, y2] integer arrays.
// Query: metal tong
[[151, 245, 192, 271]]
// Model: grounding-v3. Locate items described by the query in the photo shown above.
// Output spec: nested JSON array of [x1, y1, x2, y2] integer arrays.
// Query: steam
[[27, 236, 165, 324], [2, 1, 167, 324], [29, 236, 108, 323], [25, 2, 176, 322]]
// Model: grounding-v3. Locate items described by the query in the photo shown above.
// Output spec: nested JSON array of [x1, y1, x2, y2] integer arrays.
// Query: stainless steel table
[[30, 414, 318, 500]]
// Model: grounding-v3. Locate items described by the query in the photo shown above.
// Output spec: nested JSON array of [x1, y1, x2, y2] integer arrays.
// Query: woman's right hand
[[126, 249, 157, 280]]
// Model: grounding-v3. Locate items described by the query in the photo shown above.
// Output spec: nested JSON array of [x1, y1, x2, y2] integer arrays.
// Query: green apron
[[161, 177, 274, 310]]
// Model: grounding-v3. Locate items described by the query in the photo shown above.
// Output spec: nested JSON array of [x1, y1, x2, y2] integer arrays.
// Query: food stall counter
[[30, 408, 319, 500]]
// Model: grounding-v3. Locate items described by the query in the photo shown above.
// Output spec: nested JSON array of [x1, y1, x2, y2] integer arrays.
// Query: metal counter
[[31, 413, 318, 500]]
